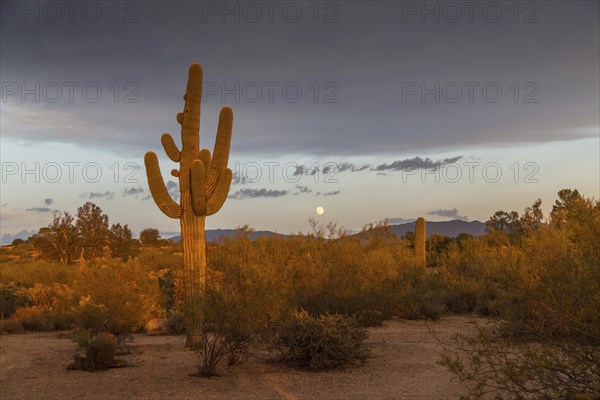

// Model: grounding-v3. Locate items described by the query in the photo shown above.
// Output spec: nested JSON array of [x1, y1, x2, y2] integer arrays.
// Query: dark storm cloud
[[317, 191, 341, 196], [1, 2, 598, 156], [293, 165, 308, 177], [323, 162, 370, 174], [166, 180, 180, 202], [122, 186, 145, 198], [232, 171, 248, 185], [295, 185, 312, 194], [80, 191, 115, 200], [429, 208, 469, 221], [290, 162, 368, 177], [229, 188, 288, 199], [374, 156, 462, 171]]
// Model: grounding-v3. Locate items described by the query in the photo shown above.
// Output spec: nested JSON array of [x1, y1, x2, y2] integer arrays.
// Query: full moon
[[316, 207, 325, 215]]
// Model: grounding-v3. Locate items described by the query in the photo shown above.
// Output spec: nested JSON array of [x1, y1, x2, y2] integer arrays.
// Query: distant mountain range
[[170, 220, 486, 242], [170, 229, 287, 243], [387, 220, 486, 238]]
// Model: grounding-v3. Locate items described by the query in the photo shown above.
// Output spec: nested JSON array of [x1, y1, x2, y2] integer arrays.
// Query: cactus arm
[[161, 133, 181, 162], [207, 107, 233, 191], [198, 148, 211, 165], [206, 168, 232, 216], [191, 160, 207, 216], [197, 149, 212, 179], [144, 152, 182, 219]]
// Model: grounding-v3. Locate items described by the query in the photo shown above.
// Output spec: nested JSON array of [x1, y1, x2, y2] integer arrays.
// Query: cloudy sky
[[1, 0, 598, 241]]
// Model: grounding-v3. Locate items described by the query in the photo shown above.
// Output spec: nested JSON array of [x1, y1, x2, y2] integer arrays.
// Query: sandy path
[[0, 316, 478, 400]]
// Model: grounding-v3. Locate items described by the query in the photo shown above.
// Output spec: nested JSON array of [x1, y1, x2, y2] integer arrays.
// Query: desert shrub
[[439, 322, 600, 400], [27, 283, 73, 309], [72, 257, 162, 337], [281, 228, 405, 326], [73, 295, 109, 331], [154, 268, 177, 314], [439, 191, 600, 399], [190, 283, 264, 376], [270, 310, 370, 371], [70, 331, 117, 371], [165, 309, 185, 335], [0, 319, 24, 333], [393, 265, 446, 320], [191, 325, 249, 377], [11, 306, 71, 331], [5, 283, 76, 331], [0, 283, 30, 318], [137, 247, 183, 273]]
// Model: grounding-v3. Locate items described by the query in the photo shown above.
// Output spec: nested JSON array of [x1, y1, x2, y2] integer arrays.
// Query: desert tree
[[30, 211, 79, 264], [139, 228, 161, 246], [76, 202, 110, 262], [109, 223, 138, 261]]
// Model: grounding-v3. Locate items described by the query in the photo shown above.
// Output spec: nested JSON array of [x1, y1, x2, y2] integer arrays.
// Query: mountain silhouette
[[169, 220, 486, 242], [387, 220, 486, 238], [169, 229, 286, 243]]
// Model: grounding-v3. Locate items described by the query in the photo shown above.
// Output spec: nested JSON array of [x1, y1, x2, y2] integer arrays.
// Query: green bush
[[70, 331, 117, 371], [0, 283, 29, 318], [270, 310, 370, 371]]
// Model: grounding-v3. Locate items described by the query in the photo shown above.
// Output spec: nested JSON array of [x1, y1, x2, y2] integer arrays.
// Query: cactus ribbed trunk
[[181, 213, 205, 345], [144, 63, 233, 347], [415, 217, 426, 268]]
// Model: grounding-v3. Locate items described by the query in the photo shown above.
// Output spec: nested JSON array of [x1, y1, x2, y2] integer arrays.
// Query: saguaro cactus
[[144, 63, 233, 346], [415, 217, 426, 267]]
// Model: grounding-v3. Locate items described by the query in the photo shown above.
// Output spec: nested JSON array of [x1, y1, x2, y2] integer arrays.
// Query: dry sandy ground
[[0, 316, 481, 400]]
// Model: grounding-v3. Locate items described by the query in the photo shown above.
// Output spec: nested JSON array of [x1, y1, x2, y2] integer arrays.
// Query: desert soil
[[0, 315, 480, 400]]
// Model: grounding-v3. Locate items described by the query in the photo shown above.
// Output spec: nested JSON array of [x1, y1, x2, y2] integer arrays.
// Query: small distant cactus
[[144, 63, 233, 346], [415, 217, 426, 267]]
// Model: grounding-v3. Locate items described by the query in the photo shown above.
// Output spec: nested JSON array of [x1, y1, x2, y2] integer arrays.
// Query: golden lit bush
[[439, 190, 600, 399], [27, 282, 74, 314], [11, 306, 71, 331], [72, 257, 162, 336]]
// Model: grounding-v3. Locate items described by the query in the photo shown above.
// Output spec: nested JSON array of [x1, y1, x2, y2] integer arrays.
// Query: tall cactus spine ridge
[[415, 217, 426, 267], [144, 63, 233, 347]]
